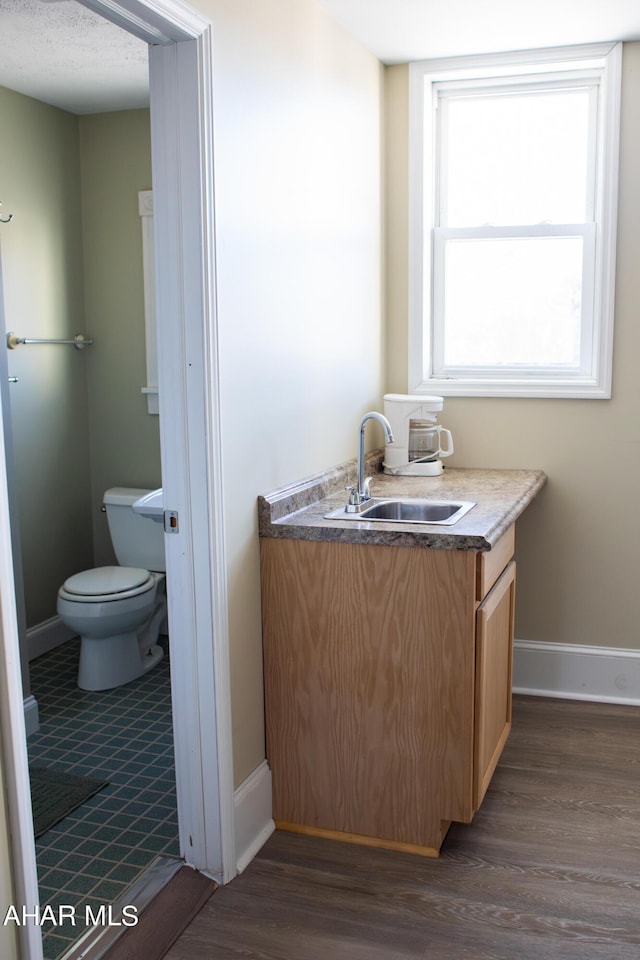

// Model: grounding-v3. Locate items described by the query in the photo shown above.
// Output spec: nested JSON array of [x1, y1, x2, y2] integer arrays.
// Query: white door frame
[[0, 2, 234, 956], [144, 20, 235, 880]]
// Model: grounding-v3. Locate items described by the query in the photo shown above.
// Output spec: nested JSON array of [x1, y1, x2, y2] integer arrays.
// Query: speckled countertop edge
[[258, 453, 546, 552]]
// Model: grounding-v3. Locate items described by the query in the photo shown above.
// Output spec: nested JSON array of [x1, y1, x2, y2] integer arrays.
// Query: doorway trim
[[145, 24, 235, 881], [84, 0, 236, 884], [0, 1, 234, 956]]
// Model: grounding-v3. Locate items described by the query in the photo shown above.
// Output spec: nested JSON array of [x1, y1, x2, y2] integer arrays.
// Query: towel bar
[[6, 333, 92, 350]]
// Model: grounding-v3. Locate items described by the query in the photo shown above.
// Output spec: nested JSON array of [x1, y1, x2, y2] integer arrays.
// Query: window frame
[[408, 42, 622, 399], [139, 189, 159, 415]]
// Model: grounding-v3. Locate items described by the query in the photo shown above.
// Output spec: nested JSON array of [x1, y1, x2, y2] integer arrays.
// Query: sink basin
[[132, 488, 164, 523], [325, 497, 475, 525]]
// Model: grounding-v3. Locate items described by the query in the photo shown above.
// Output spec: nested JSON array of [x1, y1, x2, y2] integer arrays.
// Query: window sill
[[412, 377, 611, 400]]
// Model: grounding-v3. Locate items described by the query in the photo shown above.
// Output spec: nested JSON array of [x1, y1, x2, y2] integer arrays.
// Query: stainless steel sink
[[325, 497, 476, 525]]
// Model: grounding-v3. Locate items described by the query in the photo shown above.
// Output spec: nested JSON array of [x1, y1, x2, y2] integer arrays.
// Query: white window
[[408, 43, 622, 398]]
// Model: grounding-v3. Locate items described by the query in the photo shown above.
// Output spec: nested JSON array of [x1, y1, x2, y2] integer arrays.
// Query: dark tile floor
[[27, 637, 179, 960]]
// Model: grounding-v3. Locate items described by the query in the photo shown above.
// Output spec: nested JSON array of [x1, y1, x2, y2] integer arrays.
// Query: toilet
[[57, 487, 167, 691]]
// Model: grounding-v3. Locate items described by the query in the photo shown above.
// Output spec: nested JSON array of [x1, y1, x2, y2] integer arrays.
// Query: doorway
[[0, 80, 183, 958], [0, 2, 234, 958]]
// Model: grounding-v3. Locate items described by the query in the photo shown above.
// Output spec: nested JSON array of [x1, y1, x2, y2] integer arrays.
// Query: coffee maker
[[383, 394, 454, 476]]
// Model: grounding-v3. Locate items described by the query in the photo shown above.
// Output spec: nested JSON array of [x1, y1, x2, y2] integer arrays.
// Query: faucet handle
[[362, 476, 372, 497], [346, 485, 359, 505]]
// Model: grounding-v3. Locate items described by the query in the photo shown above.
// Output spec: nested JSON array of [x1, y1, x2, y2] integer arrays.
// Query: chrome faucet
[[346, 411, 394, 512]]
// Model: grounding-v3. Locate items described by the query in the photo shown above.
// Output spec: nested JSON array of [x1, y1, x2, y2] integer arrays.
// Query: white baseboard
[[23, 694, 40, 737], [28, 615, 75, 661], [513, 639, 640, 705], [233, 760, 275, 874]]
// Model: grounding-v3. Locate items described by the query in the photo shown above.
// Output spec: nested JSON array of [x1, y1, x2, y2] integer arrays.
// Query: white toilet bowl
[[57, 566, 166, 691], [57, 487, 168, 691]]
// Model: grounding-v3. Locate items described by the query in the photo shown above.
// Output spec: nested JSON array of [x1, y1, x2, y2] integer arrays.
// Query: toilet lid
[[62, 566, 152, 597]]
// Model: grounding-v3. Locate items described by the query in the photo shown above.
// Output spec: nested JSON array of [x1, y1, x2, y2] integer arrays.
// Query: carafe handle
[[439, 427, 454, 458]]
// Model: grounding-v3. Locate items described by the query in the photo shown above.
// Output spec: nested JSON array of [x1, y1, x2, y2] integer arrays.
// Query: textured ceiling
[[2, 0, 640, 116], [0, 0, 148, 115]]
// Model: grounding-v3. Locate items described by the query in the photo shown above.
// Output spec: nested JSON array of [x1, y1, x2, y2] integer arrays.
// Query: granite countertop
[[258, 452, 546, 551]]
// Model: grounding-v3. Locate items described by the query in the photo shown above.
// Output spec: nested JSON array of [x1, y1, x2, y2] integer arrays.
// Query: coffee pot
[[383, 394, 454, 476], [408, 420, 454, 464]]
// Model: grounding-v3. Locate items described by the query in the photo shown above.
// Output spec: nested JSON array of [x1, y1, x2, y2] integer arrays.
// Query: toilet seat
[[59, 566, 155, 603]]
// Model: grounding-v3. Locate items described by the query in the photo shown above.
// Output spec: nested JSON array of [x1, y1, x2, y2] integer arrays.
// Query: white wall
[[206, 0, 384, 784], [385, 43, 640, 654]]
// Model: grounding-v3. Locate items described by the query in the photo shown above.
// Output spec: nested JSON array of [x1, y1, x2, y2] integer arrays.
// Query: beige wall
[[384, 65, 410, 397], [385, 44, 640, 652], [79, 110, 161, 565], [207, 0, 384, 783], [1, 87, 94, 629]]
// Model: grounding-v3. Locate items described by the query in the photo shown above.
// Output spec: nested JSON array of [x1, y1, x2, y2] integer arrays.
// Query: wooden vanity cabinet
[[260, 524, 516, 857]]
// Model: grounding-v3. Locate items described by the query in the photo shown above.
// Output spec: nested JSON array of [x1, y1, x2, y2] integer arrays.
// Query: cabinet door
[[474, 561, 516, 810]]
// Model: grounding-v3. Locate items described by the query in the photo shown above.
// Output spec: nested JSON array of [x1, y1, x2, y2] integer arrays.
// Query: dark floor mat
[[29, 765, 109, 838]]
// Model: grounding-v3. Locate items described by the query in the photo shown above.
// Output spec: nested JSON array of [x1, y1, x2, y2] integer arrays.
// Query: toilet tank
[[103, 487, 166, 572]]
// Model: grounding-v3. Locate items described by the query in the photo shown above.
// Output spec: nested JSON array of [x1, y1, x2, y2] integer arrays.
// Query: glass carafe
[[408, 419, 454, 462]]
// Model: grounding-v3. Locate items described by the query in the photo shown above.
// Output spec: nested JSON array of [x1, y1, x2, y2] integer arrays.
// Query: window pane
[[441, 88, 591, 227], [442, 236, 583, 368]]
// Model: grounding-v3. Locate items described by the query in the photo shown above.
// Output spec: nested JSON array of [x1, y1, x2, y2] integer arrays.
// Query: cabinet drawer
[[476, 524, 515, 601]]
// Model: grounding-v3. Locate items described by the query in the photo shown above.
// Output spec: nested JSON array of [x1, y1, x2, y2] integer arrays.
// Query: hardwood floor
[[165, 697, 640, 960]]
